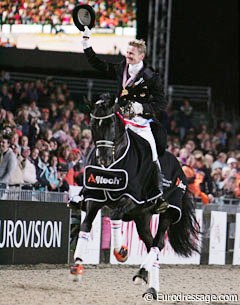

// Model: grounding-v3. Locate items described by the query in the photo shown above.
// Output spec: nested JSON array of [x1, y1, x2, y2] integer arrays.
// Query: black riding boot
[[153, 161, 169, 213]]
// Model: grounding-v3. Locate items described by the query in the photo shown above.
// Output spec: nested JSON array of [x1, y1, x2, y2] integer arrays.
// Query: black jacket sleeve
[[84, 47, 117, 77], [143, 72, 167, 113]]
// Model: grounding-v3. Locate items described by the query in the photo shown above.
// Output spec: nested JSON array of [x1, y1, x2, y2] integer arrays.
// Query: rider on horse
[[82, 27, 168, 211]]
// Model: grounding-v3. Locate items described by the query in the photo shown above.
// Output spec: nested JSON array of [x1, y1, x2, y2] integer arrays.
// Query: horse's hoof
[[113, 246, 128, 262], [143, 287, 158, 300], [69, 263, 84, 282], [133, 268, 148, 285]]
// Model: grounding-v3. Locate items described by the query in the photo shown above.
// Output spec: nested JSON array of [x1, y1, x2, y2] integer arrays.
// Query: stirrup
[[154, 196, 169, 214]]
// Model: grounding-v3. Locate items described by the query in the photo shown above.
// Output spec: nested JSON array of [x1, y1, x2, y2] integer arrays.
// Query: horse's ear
[[83, 95, 94, 111], [99, 92, 111, 101]]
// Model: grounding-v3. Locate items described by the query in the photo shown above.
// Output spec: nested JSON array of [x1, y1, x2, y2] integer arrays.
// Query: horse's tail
[[167, 191, 201, 257]]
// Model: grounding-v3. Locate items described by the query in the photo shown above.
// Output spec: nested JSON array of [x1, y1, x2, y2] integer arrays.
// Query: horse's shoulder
[[159, 151, 184, 177], [127, 129, 152, 150]]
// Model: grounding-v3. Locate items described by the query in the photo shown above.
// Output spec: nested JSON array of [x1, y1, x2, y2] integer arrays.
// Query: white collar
[[128, 61, 144, 78]]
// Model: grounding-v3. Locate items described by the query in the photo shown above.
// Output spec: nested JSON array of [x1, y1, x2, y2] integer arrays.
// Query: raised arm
[[82, 26, 117, 76]]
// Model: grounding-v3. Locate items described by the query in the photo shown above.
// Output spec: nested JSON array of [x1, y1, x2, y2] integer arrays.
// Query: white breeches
[[126, 116, 158, 162]]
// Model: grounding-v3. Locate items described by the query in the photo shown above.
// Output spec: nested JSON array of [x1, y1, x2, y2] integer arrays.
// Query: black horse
[[70, 93, 200, 298]]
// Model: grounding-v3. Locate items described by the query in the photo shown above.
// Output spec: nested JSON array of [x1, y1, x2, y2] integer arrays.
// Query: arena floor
[[0, 265, 239, 305]]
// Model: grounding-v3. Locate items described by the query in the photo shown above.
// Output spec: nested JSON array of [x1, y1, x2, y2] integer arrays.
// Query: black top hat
[[72, 4, 95, 32]]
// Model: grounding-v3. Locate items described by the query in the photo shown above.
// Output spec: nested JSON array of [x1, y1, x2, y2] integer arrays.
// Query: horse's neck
[[115, 132, 128, 159], [115, 117, 128, 159]]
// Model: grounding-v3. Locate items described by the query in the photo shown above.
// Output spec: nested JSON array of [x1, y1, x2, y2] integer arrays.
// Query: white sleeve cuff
[[82, 39, 92, 50]]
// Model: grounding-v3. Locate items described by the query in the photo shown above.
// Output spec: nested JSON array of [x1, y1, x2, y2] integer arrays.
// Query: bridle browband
[[90, 113, 115, 120]]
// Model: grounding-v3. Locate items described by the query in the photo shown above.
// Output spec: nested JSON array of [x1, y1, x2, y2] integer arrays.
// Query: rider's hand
[[131, 102, 143, 115], [83, 26, 91, 39], [82, 26, 92, 49]]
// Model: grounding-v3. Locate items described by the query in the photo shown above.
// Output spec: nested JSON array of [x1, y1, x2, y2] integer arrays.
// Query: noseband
[[90, 112, 116, 164]]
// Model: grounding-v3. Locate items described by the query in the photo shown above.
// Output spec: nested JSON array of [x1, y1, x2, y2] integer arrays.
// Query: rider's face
[[126, 46, 145, 65]]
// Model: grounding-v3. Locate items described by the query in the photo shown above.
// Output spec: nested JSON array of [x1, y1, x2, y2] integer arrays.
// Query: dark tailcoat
[[84, 47, 168, 153]]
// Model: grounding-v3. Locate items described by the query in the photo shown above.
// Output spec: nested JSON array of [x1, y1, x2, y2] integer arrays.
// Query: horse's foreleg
[[132, 214, 153, 285], [142, 259, 160, 300], [110, 199, 135, 263], [110, 219, 129, 262], [142, 211, 172, 297], [70, 202, 101, 281]]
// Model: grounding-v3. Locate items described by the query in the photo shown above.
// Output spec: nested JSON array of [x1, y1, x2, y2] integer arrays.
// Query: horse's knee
[[153, 240, 164, 251], [80, 220, 92, 232], [110, 209, 122, 220]]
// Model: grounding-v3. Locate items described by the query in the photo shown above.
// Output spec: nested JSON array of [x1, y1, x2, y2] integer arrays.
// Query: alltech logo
[[175, 177, 187, 191], [88, 173, 121, 185]]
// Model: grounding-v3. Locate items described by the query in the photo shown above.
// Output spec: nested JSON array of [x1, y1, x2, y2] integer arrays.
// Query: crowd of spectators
[[0, 70, 92, 193], [0, 70, 239, 202], [166, 100, 240, 202], [0, 0, 136, 29]]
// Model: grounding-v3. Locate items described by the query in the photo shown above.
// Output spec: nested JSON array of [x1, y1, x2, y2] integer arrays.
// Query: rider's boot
[[153, 161, 169, 213]]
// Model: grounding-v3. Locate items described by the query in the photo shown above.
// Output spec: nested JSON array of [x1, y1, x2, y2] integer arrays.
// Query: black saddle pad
[[84, 129, 161, 204]]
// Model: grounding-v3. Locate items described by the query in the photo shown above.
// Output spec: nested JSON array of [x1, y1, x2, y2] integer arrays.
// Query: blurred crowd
[[0, 70, 239, 201], [0, 70, 93, 193], [0, 0, 136, 28], [166, 100, 240, 202]]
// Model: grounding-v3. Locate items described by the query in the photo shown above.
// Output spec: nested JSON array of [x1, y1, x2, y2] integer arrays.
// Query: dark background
[[137, 0, 239, 115]]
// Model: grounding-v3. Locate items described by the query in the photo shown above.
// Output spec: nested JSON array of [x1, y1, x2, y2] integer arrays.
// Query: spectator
[[226, 157, 238, 170], [20, 135, 29, 151], [57, 145, 71, 167], [0, 133, 17, 186], [192, 151, 214, 201], [28, 100, 41, 119], [179, 99, 193, 140], [49, 137, 58, 154], [16, 105, 30, 135], [57, 162, 69, 192], [212, 152, 227, 171], [48, 155, 59, 191], [70, 124, 81, 146], [35, 149, 50, 190], [182, 163, 209, 204], [178, 147, 190, 165], [20, 146, 37, 185], [211, 168, 224, 198], [0, 85, 14, 112], [38, 108, 51, 135], [9, 144, 24, 185]]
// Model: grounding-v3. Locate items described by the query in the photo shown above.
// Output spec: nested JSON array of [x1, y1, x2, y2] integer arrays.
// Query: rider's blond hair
[[128, 39, 147, 55]]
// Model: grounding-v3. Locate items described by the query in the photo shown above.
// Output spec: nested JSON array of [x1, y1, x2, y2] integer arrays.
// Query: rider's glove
[[82, 26, 92, 49], [131, 102, 143, 115]]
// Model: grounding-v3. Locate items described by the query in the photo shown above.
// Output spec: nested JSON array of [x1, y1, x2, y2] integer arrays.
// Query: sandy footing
[[0, 265, 239, 305]]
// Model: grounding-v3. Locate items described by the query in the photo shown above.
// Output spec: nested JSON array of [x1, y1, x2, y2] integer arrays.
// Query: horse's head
[[90, 93, 117, 167]]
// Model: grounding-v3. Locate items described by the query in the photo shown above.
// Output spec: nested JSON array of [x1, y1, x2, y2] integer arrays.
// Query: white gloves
[[83, 26, 91, 38], [131, 102, 143, 115], [82, 26, 92, 49]]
